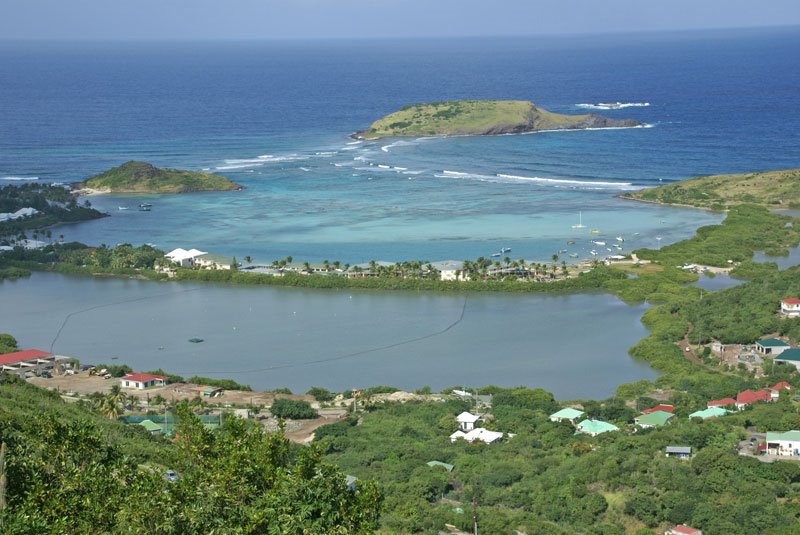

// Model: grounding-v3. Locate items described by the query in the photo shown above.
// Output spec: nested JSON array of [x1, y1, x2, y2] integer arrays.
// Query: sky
[[2, 0, 799, 40]]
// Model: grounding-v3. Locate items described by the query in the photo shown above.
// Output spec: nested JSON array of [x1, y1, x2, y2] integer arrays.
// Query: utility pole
[[472, 495, 478, 535]]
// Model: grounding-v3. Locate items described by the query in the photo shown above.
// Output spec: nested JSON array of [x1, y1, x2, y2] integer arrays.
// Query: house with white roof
[[451, 427, 503, 444], [456, 411, 481, 431], [165, 248, 208, 267]]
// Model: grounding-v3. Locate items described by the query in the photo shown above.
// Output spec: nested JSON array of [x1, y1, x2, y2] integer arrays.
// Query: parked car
[[40, 371, 52, 378], [164, 470, 179, 482]]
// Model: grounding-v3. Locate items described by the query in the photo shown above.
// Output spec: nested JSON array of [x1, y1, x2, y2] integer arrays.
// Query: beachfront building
[[121, 372, 168, 390], [575, 419, 619, 437], [195, 253, 234, 270], [549, 407, 585, 424], [165, 248, 208, 267], [755, 338, 790, 356], [635, 410, 674, 429], [665, 446, 692, 459], [781, 298, 800, 317], [735, 389, 772, 410], [431, 261, 469, 282], [774, 348, 800, 369], [688, 407, 731, 420], [456, 411, 481, 431], [0, 349, 67, 376], [765, 430, 800, 457]]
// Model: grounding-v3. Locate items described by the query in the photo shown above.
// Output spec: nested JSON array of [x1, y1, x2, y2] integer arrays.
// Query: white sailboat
[[571, 212, 586, 229]]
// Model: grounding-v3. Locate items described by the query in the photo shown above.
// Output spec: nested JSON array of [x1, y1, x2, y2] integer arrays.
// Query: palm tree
[[244, 255, 252, 264], [302, 261, 311, 273]]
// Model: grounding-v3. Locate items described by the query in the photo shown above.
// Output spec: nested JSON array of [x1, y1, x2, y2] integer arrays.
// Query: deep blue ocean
[[2, 27, 799, 264]]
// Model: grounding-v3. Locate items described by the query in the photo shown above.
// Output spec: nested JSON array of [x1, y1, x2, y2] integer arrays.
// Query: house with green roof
[[575, 419, 619, 437], [766, 430, 800, 457], [755, 338, 790, 356], [688, 406, 731, 420], [634, 410, 674, 429], [138, 419, 163, 435], [427, 461, 454, 472], [775, 348, 800, 369], [549, 407, 584, 424]]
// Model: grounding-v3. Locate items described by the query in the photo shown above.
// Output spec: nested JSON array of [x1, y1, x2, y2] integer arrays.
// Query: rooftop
[[426, 461, 454, 472], [782, 298, 800, 305], [123, 372, 168, 383], [689, 407, 730, 419], [736, 389, 771, 404], [707, 397, 736, 407], [576, 419, 619, 435], [636, 410, 674, 427], [642, 404, 674, 414], [550, 407, 585, 420], [0, 349, 52, 366], [766, 430, 800, 442], [456, 411, 481, 423], [756, 338, 789, 347], [665, 446, 692, 454], [776, 348, 800, 362]]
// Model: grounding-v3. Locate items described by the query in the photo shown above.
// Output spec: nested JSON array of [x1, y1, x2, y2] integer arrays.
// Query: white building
[[165, 248, 208, 267], [781, 298, 800, 317], [456, 411, 481, 431], [451, 427, 503, 444], [765, 431, 800, 457], [121, 372, 168, 390], [0, 349, 67, 376]]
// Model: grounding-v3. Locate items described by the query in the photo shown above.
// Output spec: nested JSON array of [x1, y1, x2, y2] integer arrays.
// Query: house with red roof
[[781, 298, 800, 317], [642, 404, 674, 415], [736, 389, 772, 410], [769, 381, 791, 400], [121, 372, 168, 390], [707, 397, 736, 408], [666, 524, 703, 535], [0, 349, 65, 377]]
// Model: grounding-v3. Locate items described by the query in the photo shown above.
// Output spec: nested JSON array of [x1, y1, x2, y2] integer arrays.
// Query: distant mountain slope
[[353, 100, 640, 139], [77, 161, 241, 194]]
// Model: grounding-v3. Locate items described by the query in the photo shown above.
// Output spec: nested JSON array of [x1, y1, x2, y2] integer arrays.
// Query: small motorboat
[[592, 240, 606, 246], [188, 338, 204, 343]]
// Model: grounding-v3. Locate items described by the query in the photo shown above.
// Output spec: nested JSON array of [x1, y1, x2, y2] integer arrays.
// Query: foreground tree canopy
[[0, 379, 381, 534]]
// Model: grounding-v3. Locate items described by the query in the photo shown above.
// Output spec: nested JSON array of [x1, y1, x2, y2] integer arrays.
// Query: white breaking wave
[[314, 151, 337, 157], [436, 169, 638, 190], [346, 140, 363, 145], [576, 102, 650, 110], [381, 139, 418, 153], [216, 163, 264, 170], [497, 173, 633, 188], [377, 164, 391, 169], [0, 176, 39, 181]]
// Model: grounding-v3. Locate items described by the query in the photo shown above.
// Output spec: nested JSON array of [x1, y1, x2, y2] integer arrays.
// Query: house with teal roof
[[766, 430, 800, 457], [549, 407, 584, 424], [775, 348, 800, 369], [688, 406, 730, 420], [575, 419, 619, 436], [755, 338, 790, 356], [634, 410, 674, 429]]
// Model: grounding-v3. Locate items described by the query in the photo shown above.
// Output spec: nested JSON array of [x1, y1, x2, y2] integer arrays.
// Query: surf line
[[48, 287, 204, 353], [178, 295, 469, 376]]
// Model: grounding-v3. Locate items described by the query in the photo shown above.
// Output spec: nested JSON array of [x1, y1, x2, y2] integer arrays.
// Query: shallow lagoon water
[[0, 272, 655, 399]]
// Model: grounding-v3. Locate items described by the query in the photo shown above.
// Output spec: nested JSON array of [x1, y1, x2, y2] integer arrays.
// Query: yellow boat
[[590, 229, 601, 234]]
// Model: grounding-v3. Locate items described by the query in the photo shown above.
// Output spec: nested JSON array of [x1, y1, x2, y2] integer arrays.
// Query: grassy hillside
[[622, 169, 800, 210], [355, 100, 638, 139], [78, 161, 241, 194]]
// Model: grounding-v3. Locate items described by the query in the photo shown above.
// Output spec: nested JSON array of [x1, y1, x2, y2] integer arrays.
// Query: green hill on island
[[622, 168, 800, 210], [353, 100, 640, 139], [77, 161, 241, 194]]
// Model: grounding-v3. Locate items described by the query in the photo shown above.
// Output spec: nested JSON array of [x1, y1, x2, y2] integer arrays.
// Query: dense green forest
[[0, 377, 380, 533], [315, 390, 800, 534], [0, 183, 105, 237]]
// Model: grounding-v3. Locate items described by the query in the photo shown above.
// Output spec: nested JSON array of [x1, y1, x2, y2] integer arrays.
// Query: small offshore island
[[352, 99, 640, 139], [75, 161, 241, 194]]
